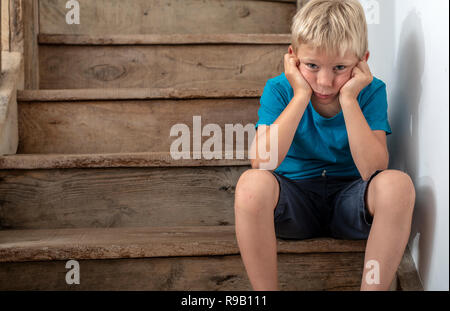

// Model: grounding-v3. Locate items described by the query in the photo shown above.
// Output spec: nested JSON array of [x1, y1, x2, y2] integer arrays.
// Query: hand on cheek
[[339, 60, 373, 102], [285, 46, 313, 98]]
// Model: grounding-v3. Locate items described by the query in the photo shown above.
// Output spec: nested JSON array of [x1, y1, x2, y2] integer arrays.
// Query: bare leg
[[234, 169, 280, 290], [360, 170, 415, 290]]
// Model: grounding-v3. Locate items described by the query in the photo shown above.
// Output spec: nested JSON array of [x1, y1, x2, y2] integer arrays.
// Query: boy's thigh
[[330, 170, 386, 240], [270, 171, 330, 240]]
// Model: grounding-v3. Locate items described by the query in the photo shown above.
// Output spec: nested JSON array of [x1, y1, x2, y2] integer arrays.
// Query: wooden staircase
[[0, 0, 422, 290]]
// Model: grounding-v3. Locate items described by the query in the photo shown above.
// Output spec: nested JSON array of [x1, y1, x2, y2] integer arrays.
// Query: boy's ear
[[363, 51, 370, 62], [288, 45, 294, 55]]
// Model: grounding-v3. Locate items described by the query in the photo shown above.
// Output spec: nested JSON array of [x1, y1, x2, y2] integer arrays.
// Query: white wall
[[364, 0, 449, 290]]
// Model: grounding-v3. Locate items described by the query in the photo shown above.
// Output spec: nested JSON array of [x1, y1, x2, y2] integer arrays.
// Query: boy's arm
[[251, 48, 312, 170], [340, 98, 389, 181], [340, 60, 389, 181], [251, 93, 310, 170]]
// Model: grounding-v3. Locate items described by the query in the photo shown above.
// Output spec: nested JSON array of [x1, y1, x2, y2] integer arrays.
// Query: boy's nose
[[317, 70, 334, 89]]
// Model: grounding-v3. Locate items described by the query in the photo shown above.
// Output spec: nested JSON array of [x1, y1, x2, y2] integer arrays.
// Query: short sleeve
[[255, 82, 288, 130], [360, 80, 393, 136]]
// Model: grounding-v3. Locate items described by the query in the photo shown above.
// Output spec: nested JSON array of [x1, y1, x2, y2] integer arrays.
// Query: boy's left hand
[[339, 60, 373, 103]]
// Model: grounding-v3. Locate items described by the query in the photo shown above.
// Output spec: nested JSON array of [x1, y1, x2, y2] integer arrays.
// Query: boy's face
[[294, 43, 368, 105]]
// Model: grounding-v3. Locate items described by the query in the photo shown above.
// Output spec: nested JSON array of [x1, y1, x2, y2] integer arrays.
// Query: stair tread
[[0, 152, 251, 169], [0, 226, 366, 263], [39, 33, 291, 45], [18, 86, 263, 102]]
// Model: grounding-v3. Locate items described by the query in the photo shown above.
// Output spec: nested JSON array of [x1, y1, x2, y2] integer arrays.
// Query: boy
[[234, 0, 416, 291]]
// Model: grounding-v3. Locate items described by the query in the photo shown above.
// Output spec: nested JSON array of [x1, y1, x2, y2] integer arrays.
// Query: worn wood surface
[[39, 33, 292, 45], [0, 152, 251, 169], [0, 226, 367, 262], [39, 0, 296, 35], [18, 87, 263, 102], [23, 0, 39, 89], [38, 44, 286, 89], [9, 0, 23, 53], [0, 166, 246, 229], [396, 245, 424, 290], [0, 1, 3, 70], [297, 0, 310, 10], [1, 0, 7, 52], [0, 252, 365, 291], [0, 52, 22, 155], [17, 98, 259, 154]]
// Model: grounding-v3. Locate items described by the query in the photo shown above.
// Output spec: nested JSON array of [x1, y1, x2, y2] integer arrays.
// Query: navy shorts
[[271, 170, 385, 240]]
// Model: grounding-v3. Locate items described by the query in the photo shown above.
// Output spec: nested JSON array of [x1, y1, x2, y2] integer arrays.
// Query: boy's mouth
[[314, 92, 333, 99]]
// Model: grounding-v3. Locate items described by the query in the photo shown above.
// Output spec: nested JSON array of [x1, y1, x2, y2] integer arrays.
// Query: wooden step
[[0, 226, 370, 290], [18, 86, 263, 102], [0, 254, 366, 290], [39, 33, 292, 45], [17, 88, 259, 154], [39, 0, 296, 36], [0, 152, 250, 170], [0, 160, 248, 229], [0, 226, 367, 262], [38, 34, 289, 89], [0, 226, 421, 290]]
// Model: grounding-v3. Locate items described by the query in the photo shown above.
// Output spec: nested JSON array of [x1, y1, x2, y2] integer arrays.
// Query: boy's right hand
[[284, 45, 313, 99]]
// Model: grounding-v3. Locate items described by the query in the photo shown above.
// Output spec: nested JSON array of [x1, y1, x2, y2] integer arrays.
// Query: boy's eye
[[306, 63, 318, 69], [335, 65, 346, 71]]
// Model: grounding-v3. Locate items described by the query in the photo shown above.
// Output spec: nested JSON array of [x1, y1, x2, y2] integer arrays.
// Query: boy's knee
[[373, 170, 415, 199], [371, 170, 416, 216], [235, 169, 279, 213]]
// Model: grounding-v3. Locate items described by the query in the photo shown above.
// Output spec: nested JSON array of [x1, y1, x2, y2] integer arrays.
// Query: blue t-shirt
[[255, 73, 392, 180]]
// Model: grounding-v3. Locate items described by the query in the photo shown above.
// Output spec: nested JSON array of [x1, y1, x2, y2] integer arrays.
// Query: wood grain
[[39, 0, 296, 35], [0, 52, 21, 155], [23, 0, 39, 89], [18, 98, 259, 154], [9, 0, 23, 53], [0, 166, 247, 229], [0, 1, 4, 70], [0, 152, 251, 169], [38, 33, 292, 45], [17, 87, 263, 102], [396, 245, 424, 290], [0, 226, 367, 262], [0, 253, 365, 290], [1, 0, 7, 52], [38, 44, 287, 89]]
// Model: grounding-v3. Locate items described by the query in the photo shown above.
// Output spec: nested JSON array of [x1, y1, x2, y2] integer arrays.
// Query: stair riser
[[18, 98, 258, 154], [0, 166, 247, 229], [39, 44, 287, 89], [0, 253, 365, 290], [40, 0, 295, 36]]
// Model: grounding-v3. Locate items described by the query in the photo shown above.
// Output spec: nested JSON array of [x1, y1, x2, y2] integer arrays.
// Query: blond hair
[[291, 0, 368, 59]]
